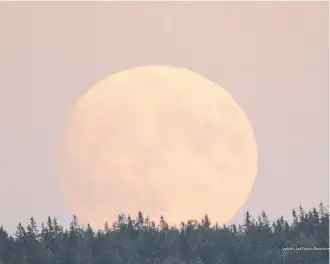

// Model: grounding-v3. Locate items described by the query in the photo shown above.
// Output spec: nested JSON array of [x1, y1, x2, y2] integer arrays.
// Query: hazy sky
[[0, 2, 328, 233]]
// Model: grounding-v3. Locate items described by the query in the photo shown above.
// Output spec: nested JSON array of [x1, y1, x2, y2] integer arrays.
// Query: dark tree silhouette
[[0, 202, 328, 264]]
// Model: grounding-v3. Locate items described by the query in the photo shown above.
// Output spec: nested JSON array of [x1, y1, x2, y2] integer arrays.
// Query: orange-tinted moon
[[57, 65, 258, 229]]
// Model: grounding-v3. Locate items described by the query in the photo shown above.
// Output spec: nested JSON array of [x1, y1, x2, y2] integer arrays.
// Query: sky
[[0, 2, 328, 233]]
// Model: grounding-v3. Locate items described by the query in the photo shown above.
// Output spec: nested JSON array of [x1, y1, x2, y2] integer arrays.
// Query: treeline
[[0, 203, 329, 264]]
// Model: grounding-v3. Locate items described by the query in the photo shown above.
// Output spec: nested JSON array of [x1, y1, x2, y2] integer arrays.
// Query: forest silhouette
[[0, 203, 328, 264]]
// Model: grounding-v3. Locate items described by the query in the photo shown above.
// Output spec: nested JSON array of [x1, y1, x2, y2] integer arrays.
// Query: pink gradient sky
[[0, 2, 328, 233]]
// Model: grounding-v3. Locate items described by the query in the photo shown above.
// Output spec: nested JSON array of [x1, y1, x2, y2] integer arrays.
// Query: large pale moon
[[57, 65, 258, 229]]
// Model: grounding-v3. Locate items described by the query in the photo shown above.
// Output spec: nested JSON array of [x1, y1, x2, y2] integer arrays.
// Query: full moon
[[57, 65, 258, 229]]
